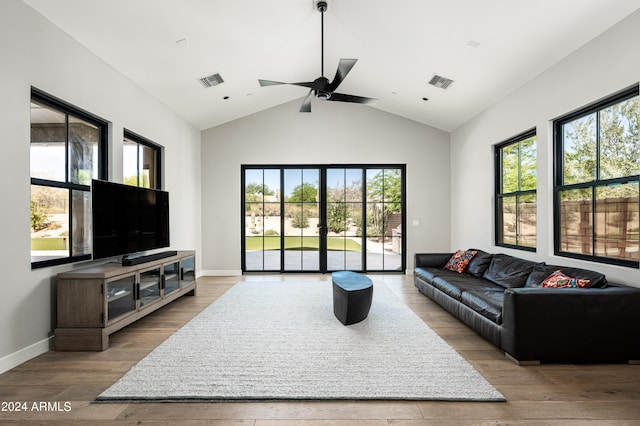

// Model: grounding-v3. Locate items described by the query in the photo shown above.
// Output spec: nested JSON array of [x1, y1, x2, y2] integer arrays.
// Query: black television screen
[[92, 179, 170, 260]]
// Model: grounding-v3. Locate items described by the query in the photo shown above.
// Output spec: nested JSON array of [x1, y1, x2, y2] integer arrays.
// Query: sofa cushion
[[414, 267, 441, 284], [466, 249, 493, 277], [444, 249, 477, 273], [460, 290, 504, 324], [431, 274, 504, 300], [416, 266, 473, 286], [415, 253, 453, 269], [542, 270, 592, 288], [482, 253, 540, 288], [524, 264, 554, 288], [525, 264, 607, 288], [554, 267, 606, 288]]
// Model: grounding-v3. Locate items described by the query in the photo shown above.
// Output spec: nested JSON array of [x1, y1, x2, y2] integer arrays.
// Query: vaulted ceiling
[[22, 0, 640, 131]]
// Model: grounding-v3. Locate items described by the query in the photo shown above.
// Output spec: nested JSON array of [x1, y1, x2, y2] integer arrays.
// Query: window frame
[[123, 129, 162, 189], [30, 87, 108, 269], [553, 84, 640, 268], [494, 128, 537, 252]]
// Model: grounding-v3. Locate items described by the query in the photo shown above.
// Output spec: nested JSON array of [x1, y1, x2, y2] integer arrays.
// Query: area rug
[[97, 280, 505, 402]]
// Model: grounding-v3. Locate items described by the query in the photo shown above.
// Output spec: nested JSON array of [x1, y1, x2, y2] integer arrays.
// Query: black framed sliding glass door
[[283, 168, 320, 271], [243, 167, 281, 271], [325, 168, 364, 271], [242, 165, 405, 273]]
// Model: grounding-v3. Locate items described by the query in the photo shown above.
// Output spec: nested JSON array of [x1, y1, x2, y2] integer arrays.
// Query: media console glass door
[[106, 275, 136, 322], [163, 261, 180, 295], [138, 266, 161, 308]]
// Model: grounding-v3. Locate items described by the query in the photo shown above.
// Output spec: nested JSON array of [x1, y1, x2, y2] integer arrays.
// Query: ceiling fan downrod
[[317, 1, 327, 78]]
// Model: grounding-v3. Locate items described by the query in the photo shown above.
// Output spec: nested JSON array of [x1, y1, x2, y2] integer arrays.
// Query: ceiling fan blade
[[258, 79, 287, 87], [259, 79, 318, 89], [328, 59, 358, 92], [328, 92, 377, 105], [299, 90, 313, 113]]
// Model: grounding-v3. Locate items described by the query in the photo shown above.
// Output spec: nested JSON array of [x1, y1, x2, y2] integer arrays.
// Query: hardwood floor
[[1, 274, 639, 425]]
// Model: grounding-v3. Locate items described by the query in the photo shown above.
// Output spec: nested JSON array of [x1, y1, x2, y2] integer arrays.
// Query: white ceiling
[[22, 0, 640, 132]]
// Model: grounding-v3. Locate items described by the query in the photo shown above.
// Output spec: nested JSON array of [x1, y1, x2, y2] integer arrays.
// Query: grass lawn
[[31, 237, 68, 250], [245, 236, 362, 251]]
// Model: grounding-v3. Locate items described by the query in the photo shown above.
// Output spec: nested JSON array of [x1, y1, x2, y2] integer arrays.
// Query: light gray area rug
[[97, 280, 505, 402]]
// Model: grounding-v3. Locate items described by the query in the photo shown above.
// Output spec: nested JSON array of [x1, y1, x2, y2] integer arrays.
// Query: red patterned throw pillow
[[444, 249, 478, 274], [542, 270, 591, 289]]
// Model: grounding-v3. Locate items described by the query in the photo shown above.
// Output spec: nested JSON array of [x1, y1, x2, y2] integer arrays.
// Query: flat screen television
[[92, 179, 170, 260]]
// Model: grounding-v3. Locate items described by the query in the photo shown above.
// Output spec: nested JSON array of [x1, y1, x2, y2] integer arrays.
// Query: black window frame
[[495, 128, 537, 252], [123, 129, 162, 190], [553, 84, 640, 268], [30, 87, 108, 269], [241, 164, 407, 273]]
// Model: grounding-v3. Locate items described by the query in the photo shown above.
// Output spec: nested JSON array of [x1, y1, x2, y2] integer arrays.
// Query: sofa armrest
[[502, 287, 640, 363], [414, 253, 453, 269]]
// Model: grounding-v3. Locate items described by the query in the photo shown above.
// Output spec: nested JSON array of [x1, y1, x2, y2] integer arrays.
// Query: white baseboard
[[0, 337, 52, 374], [201, 270, 413, 276], [200, 270, 243, 277]]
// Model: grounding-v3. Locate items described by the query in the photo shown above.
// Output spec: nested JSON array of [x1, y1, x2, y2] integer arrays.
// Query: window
[[123, 130, 161, 189], [30, 88, 107, 268], [554, 85, 639, 267], [495, 129, 537, 250]]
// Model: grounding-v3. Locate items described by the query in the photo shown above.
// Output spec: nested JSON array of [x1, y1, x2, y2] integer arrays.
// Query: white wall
[[201, 99, 451, 275], [450, 10, 640, 287], [0, 0, 202, 372]]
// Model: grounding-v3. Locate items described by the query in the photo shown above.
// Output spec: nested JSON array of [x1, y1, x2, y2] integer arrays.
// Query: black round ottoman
[[332, 271, 373, 325]]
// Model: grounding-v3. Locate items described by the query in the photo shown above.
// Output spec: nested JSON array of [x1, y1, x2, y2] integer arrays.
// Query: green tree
[[501, 143, 519, 192], [245, 182, 274, 202], [286, 183, 317, 229], [245, 182, 274, 196], [326, 178, 361, 234], [366, 169, 401, 237], [600, 97, 640, 180], [30, 200, 45, 231], [367, 169, 401, 210], [327, 203, 347, 233], [290, 208, 309, 228], [562, 96, 639, 198], [563, 114, 597, 186], [501, 136, 537, 193], [123, 175, 138, 186], [287, 183, 317, 203]]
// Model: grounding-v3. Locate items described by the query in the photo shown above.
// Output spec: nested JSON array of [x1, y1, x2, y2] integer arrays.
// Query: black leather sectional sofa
[[414, 250, 640, 364]]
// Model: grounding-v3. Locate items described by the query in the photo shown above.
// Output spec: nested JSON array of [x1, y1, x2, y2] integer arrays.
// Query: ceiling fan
[[258, 0, 377, 113]]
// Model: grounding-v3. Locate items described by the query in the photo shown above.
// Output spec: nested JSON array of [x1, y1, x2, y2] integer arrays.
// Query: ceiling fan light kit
[[258, 0, 377, 113]]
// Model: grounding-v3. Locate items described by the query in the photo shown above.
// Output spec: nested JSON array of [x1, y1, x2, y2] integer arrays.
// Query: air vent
[[428, 74, 454, 89], [198, 73, 224, 88]]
